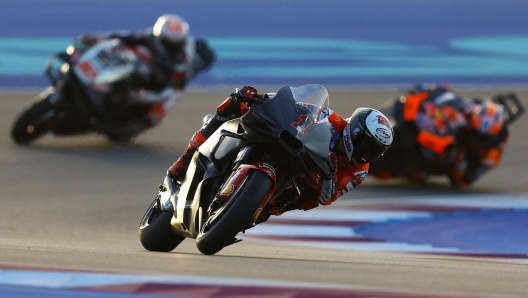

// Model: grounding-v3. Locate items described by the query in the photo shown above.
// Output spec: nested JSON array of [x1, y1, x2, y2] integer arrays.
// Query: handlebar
[[492, 93, 525, 124]]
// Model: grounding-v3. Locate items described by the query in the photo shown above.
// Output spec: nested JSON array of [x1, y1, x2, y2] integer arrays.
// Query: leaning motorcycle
[[11, 39, 158, 144], [369, 90, 524, 186], [138, 85, 332, 255]]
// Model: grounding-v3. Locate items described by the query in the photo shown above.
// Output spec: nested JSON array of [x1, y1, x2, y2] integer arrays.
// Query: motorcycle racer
[[166, 86, 394, 221], [451, 95, 509, 187], [78, 14, 216, 128], [373, 83, 512, 188]]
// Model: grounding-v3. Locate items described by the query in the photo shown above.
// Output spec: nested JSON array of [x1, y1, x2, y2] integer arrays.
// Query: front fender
[[218, 162, 277, 222]]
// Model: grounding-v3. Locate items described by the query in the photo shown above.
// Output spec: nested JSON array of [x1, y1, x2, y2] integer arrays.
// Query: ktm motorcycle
[[369, 89, 524, 186], [138, 85, 332, 255]]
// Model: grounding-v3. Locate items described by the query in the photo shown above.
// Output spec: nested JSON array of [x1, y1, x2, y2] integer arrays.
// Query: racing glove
[[326, 152, 339, 180], [318, 152, 339, 205], [318, 179, 337, 205], [77, 34, 102, 47], [231, 86, 260, 102]]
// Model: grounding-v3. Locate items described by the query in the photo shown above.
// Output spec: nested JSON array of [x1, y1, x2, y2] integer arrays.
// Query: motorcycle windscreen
[[242, 85, 332, 159], [290, 84, 329, 121]]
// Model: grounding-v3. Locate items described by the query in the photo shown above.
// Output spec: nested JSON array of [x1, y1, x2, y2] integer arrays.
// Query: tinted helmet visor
[[352, 131, 389, 163], [161, 38, 184, 53]]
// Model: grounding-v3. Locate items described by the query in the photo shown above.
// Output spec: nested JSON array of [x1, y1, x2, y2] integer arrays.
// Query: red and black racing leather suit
[[167, 87, 369, 218]]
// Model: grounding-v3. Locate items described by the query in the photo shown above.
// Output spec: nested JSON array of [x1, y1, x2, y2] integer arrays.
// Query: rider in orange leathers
[[371, 83, 515, 188]]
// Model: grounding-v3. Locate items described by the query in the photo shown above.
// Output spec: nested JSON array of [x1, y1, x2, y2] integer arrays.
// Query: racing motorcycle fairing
[[167, 119, 252, 238], [387, 91, 468, 158], [242, 85, 332, 176], [166, 84, 333, 242], [13, 38, 161, 144], [416, 131, 455, 155], [198, 119, 249, 170], [73, 40, 152, 116]]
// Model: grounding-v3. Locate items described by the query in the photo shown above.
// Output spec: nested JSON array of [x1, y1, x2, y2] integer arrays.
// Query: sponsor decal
[[253, 207, 264, 222], [365, 112, 393, 146], [329, 132, 341, 151], [343, 128, 352, 160], [256, 163, 276, 179], [376, 127, 391, 138], [354, 171, 367, 180], [346, 182, 353, 191], [377, 115, 389, 127], [77, 61, 98, 79], [352, 179, 359, 187], [422, 102, 448, 135], [231, 170, 243, 181], [92, 83, 109, 92], [367, 111, 392, 132], [221, 184, 235, 196]]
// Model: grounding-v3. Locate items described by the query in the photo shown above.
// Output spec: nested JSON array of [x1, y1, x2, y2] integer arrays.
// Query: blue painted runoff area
[[357, 209, 528, 255]]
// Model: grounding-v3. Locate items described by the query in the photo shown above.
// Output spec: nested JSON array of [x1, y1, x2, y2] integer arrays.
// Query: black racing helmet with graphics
[[152, 14, 189, 55], [343, 108, 394, 165]]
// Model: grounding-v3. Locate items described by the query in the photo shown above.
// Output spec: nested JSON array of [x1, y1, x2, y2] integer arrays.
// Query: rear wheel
[[11, 94, 55, 145], [139, 200, 185, 252], [196, 170, 273, 255]]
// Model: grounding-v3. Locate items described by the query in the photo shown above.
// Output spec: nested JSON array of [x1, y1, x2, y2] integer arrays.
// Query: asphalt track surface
[[1, 88, 528, 297]]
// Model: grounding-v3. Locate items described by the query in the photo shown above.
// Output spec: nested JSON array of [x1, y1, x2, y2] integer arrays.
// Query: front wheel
[[11, 93, 55, 145], [196, 170, 274, 255], [138, 200, 185, 252]]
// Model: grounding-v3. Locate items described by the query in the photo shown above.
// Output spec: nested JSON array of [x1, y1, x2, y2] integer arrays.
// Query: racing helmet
[[343, 108, 394, 164], [152, 14, 189, 54], [469, 99, 506, 135]]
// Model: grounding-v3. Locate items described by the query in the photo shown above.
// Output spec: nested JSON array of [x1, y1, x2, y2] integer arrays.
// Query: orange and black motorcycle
[[369, 84, 524, 187]]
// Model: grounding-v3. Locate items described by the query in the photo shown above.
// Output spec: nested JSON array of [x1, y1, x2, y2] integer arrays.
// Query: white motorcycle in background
[[11, 39, 158, 144]]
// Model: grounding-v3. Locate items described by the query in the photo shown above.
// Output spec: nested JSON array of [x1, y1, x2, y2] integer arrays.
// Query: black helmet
[[343, 108, 394, 164]]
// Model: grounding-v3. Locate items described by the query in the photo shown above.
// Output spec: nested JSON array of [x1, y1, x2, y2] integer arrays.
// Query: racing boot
[[167, 131, 207, 181]]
